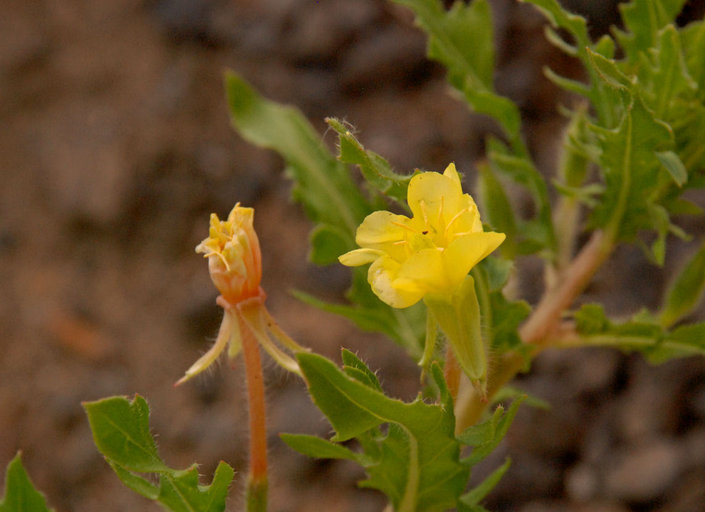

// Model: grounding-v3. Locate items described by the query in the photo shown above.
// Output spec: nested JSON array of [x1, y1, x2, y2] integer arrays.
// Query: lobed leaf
[[294, 352, 468, 511], [392, 0, 522, 142], [326, 117, 413, 207], [84, 396, 234, 512]]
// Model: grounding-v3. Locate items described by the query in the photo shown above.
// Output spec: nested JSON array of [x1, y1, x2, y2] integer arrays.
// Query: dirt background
[[3, 0, 705, 511]]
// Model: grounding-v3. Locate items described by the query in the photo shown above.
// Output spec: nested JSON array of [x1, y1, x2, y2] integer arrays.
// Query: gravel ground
[[2, 0, 705, 511]]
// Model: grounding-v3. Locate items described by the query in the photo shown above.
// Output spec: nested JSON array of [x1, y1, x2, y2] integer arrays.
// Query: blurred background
[[2, 0, 705, 510]]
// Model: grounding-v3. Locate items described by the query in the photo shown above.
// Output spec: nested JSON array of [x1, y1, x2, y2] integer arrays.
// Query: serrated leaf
[[157, 463, 234, 512], [84, 396, 235, 512], [0, 453, 54, 512], [326, 117, 413, 207], [342, 348, 383, 391], [660, 244, 705, 327], [457, 397, 525, 466], [614, 0, 687, 64], [224, 72, 371, 264], [297, 352, 468, 511], [589, 97, 674, 240], [84, 395, 167, 473], [280, 434, 358, 461], [393, 0, 521, 141]]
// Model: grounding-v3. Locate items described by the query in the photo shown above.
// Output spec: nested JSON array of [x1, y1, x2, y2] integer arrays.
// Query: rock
[[604, 440, 684, 503]]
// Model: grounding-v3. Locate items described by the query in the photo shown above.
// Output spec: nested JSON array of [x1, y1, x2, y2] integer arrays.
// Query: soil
[[2, 0, 705, 511]]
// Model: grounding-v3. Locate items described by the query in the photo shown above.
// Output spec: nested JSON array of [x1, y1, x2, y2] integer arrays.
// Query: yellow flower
[[177, 204, 306, 385], [195, 204, 263, 305], [339, 163, 505, 308]]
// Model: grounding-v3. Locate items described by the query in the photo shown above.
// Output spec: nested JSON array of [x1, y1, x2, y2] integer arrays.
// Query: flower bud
[[196, 204, 263, 305]]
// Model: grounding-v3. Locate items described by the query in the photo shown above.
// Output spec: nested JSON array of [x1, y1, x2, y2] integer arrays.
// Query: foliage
[[0, 454, 53, 512], [83, 396, 234, 512], [11, 1, 705, 511]]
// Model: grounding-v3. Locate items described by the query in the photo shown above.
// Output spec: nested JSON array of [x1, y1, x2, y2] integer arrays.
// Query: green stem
[[240, 315, 268, 512]]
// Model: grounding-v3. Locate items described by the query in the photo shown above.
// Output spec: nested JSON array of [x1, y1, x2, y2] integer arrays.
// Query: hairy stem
[[240, 316, 268, 511]]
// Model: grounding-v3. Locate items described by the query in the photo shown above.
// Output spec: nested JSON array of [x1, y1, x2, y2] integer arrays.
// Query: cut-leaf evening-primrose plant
[[6, 0, 705, 511]]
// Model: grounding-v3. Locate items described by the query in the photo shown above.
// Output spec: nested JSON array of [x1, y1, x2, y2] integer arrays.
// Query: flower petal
[[368, 256, 425, 308], [443, 231, 506, 285], [396, 248, 447, 292], [407, 167, 464, 231], [356, 211, 409, 246], [339, 248, 383, 267]]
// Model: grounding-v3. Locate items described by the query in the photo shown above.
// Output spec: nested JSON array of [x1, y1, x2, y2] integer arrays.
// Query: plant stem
[[240, 315, 268, 512], [520, 230, 613, 344]]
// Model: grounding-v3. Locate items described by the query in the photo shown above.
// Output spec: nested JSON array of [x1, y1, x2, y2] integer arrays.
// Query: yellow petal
[[396, 248, 447, 292], [443, 232, 506, 285], [339, 248, 383, 267], [355, 211, 409, 245], [368, 256, 425, 308], [407, 169, 464, 232]]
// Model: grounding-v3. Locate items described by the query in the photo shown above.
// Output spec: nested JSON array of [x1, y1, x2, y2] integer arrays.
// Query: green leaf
[[457, 396, 525, 466], [224, 72, 371, 264], [486, 138, 555, 255], [326, 117, 413, 207], [84, 395, 167, 473], [614, 0, 687, 64], [157, 463, 234, 512], [84, 396, 235, 512], [291, 289, 425, 358], [477, 162, 518, 258], [572, 305, 705, 363], [656, 150, 688, 187], [392, 0, 522, 142], [660, 244, 705, 327], [589, 97, 674, 240], [342, 348, 383, 392], [0, 453, 54, 512], [458, 457, 511, 510], [297, 352, 468, 511], [280, 434, 358, 461]]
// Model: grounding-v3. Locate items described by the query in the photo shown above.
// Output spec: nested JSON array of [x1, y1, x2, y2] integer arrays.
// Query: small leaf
[[0, 453, 54, 512], [83, 395, 167, 473], [326, 117, 413, 207], [280, 434, 358, 461], [656, 150, 688, 187], [660, 244, 705, 327], [84, 395, 235, 512], [342, 349, 383, 392], [157, 463, 234, 512], [574, 304, 610, 334], [457, 396, 525, 466], [458, 457, 511, 508]]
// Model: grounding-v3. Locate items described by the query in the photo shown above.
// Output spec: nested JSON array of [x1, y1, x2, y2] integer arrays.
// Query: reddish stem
[[239, 314, 268, 487]]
